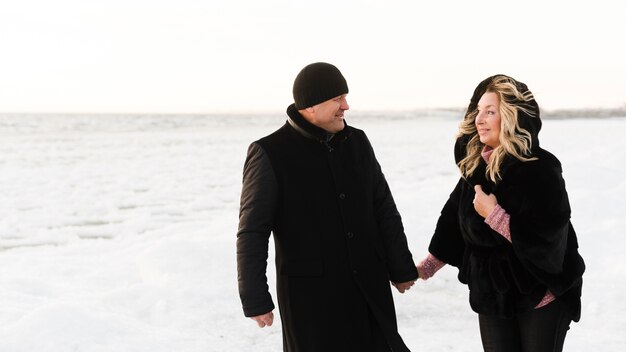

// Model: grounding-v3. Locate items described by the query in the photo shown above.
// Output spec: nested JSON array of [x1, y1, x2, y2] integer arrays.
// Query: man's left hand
[[392, 280, 415, 293]]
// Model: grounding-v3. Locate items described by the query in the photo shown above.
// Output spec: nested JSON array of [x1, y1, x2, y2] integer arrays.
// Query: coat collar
[[286, 103, 351, 143]]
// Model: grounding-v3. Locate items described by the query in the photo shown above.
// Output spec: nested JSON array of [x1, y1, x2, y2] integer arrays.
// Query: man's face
[[307, 94, 349, 133]]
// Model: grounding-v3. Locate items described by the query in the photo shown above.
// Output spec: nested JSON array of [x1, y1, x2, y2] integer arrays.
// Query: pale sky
[[1, 0, 624, 113]]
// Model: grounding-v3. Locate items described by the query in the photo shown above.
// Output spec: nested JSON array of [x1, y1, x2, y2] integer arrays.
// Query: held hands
[[392, 280, 416, 293], [250, 311, 274, 328], [473, 185, 498, 218], [416, 266, 427, 281]]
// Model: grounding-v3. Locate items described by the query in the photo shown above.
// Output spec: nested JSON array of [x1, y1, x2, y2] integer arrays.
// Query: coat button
[[347, 231, 354, 238], [339, 193, 346, 200]]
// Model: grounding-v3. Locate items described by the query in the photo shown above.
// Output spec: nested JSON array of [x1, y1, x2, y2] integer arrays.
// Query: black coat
[[237, 104, 418, 352], [429, 75, 585, 321]]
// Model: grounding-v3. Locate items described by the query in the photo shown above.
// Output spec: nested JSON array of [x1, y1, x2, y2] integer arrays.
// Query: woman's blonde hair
[[457, 75, 538, 182]]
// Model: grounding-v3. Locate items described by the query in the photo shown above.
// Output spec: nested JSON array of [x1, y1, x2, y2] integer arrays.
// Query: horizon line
[[1, 105, 625, 116]]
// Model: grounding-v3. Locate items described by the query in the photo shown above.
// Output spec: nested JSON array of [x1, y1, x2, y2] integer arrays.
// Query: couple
[[236, 62, 585, 352]]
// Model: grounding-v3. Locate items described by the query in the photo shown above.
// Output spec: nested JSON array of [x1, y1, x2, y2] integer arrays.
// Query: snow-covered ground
[[0, 113, 624, 351]]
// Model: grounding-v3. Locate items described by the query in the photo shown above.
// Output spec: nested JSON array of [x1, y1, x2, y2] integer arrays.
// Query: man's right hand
[[250, 311, 274, 328]]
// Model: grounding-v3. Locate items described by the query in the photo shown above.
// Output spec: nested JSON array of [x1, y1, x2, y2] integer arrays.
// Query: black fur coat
[[428, 75, 585, 321]]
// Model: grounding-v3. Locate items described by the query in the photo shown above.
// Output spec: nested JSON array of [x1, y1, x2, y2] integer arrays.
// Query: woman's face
[[475, 92, 501, 148]]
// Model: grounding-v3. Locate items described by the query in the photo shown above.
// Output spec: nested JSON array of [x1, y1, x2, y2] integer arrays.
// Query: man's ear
[[306, 107, 315, 113]]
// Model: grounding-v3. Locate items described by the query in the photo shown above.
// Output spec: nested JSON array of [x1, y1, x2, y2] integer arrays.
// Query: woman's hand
[[473, 185, 498, 218]]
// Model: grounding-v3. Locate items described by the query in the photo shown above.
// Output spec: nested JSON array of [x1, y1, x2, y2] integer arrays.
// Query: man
[[236, 62, 418, 352]]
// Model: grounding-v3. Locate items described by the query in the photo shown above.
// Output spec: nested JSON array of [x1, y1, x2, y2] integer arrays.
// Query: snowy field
[[0, 113, 624, 351]]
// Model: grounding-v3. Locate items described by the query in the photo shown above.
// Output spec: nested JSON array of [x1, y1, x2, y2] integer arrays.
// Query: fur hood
[[455, 74, 543, 165]]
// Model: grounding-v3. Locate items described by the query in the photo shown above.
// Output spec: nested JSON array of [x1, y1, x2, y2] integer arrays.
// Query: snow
[[1, 114, 625, 351]]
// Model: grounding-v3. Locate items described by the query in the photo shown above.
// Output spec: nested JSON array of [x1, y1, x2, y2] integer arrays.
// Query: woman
[[417, 75, 585, 352]]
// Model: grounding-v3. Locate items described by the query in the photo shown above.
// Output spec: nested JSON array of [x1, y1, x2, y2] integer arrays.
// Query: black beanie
[[292, 62, 349, 109]]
